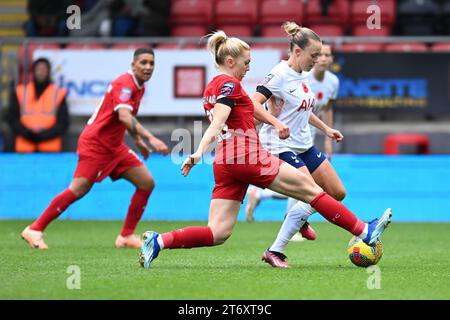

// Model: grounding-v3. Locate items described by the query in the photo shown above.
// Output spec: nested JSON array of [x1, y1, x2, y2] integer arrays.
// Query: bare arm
[[118, 107, 169, 158], [309, 112, 343, 143], [251, 92, 290, 139], [181, 103, 231, 176]]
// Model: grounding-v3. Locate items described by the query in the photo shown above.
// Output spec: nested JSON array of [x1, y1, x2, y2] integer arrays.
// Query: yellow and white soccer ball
[[347, 236, 383, 267]]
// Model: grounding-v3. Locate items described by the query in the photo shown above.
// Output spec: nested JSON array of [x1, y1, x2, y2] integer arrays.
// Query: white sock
[[260, 189, 288, 200], [358, 224, 368, 240], [286, 198, 298, 212], [156, 234, 164, 249], [269, 201, 316, 253]]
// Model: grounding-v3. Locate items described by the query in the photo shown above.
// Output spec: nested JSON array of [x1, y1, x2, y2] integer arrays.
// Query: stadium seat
[[169, 0, 213, 38], [396, 0, 439, 35], [214, 25, 254, 37], [339, 42, 384, 53], [304, 0, 350, 27], [214, 0, 259, 37], [384, 42, 428, 52], [430, 42, 450, 52], [169, 0, 214, 26], [384, 133, 430, 155], [215, 0, 258, 25], [170, 25, 209, 37], [260, 0, 304, 26], [260, 25, 287, 38], [351, 0, 396, 27], [309, 24, 345, 37], [352, 24, 392, 37]]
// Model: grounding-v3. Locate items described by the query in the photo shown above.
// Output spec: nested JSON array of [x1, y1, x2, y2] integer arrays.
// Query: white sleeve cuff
[[114, 104, 133, 112]]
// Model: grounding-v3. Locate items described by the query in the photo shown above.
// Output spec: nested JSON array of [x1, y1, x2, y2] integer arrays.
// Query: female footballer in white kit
[[248, 22, 352, 268]]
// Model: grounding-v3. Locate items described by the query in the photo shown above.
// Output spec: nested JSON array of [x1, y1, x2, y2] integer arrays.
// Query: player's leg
[[139, 199, 241, 268], [288, 148, 344, 241], [261, 166, 316, 267], [246, 151, 310, 223], [277, 151, 319, 242], [288, 160, 346, 242], [116, 164, 155, 248], [285, 197, 316, 242], [288, 148, 348, 242], [306, 152, 346, 202], [22, 177, 93, 249], [269, 162, 392, 245]]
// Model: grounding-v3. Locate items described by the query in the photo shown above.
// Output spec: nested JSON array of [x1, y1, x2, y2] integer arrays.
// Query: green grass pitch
[[1, 220, 449, 299]]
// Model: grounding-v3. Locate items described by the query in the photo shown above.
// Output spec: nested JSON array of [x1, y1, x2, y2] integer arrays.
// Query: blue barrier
[[0, 153, 449, 222]]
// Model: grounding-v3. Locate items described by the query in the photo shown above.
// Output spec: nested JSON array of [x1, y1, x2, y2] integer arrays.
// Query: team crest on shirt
[[221, 82, 235, 97], [119, 88, 132, 101], [302, 83, 309, 93]]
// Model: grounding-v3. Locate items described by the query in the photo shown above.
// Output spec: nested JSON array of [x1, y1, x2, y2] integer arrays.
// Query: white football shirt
[[258, 60, 316, 155], [308, 69, 339, 141]]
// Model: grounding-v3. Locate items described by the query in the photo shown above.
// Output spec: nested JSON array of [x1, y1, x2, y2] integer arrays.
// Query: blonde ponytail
[[282, 21, 321, 51], [206, 30, 250, 66]]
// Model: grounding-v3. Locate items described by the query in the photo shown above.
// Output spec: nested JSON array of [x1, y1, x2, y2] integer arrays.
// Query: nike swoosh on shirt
[[317, 153, 322, 158], [289, 88, 296, 93]]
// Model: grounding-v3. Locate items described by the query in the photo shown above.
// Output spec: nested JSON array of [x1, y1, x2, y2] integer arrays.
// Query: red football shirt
[[77, 71, 145, 156], [203, 74, 264, 164]]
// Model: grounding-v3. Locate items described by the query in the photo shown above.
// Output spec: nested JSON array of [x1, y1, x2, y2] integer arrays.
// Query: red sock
[[30, 189, 78, 231], [310, 192, 365, 236], [161, 226, 214, 249], [121, 189, 151, 237]]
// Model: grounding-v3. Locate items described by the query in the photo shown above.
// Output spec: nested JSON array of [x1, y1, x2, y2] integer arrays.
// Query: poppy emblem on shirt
[[221, 82, 235, 97], [119, 88, 132, 102], [317, 91, 324, 100], [302, 83, 309, 93]]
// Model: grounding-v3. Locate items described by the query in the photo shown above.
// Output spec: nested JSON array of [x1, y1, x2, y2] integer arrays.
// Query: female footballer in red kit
[[139, 32, 392, 269], [21, 48, 169, 249]]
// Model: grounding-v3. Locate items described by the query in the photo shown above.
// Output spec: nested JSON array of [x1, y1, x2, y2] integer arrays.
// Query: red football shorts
[[74, 147, 143, 183], [212, 151, 284, 202]]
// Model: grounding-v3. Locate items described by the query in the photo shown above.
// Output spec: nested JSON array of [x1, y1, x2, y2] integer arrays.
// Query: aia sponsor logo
[[297, 98, 315, 112]]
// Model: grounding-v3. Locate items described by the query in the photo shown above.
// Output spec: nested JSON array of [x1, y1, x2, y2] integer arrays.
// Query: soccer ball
[[347, 236, 383, 267]]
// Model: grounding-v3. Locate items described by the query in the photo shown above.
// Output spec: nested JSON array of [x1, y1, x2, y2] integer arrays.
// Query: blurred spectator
[[7, 58, 69, 153], [24, 0, 67, 37], [139, 0, 171, 36], [110, 0, 148, 36]]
